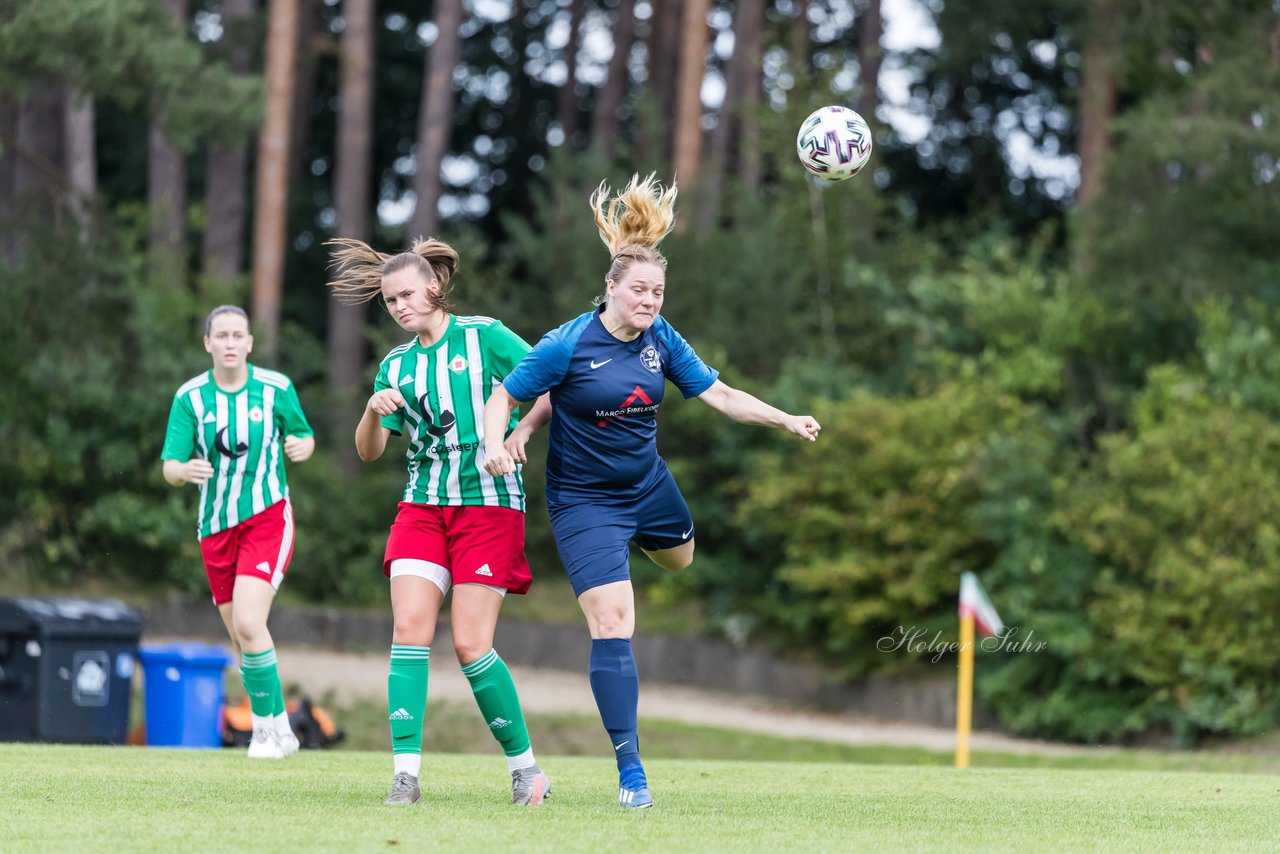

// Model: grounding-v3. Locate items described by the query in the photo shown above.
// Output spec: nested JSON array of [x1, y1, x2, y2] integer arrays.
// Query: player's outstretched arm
[[356, 389, 402, 462], [696, 379, 821, 442], [162, 458, 214, 487]]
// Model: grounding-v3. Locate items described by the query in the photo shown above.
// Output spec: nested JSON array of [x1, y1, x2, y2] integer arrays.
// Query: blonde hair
[[590, 173, 677, 290], [324, 237, 460, 310]]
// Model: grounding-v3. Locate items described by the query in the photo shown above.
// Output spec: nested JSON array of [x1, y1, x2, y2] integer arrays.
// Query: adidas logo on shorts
[[488, 717, 511, 730], [389, 707, 414, 721], [475, 564, 494, 577]]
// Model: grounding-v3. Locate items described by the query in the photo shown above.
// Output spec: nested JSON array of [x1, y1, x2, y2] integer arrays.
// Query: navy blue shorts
[[549, 465, 695, 596]]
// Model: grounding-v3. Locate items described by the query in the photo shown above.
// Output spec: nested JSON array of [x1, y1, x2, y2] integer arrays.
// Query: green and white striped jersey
[[374, 315, 530, 510], [161, 365, 313, 539]]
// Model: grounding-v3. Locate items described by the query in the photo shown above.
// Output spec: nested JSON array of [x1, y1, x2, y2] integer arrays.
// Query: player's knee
[[231, 615, 269, 650], [452, 634, 491, 664], [592, 610, 632, 638], [391, 614, 434, 647]]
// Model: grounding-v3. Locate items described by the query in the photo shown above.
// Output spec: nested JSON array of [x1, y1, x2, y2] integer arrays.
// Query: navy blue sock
[[589, 638, 641, 770]]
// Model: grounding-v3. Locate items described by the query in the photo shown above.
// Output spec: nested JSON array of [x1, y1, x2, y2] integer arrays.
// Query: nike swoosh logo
[[681, 527, 694, 539], [590, 359, 613, 369], [613, 741, 629, 751]]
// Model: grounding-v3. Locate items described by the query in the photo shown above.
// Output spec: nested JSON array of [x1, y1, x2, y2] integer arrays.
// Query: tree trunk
[[639, 0, 683, 166], [1077, 0, 1120, 208], [64, 91, 95, 225], [789, 0, 812, 83], [329, 0, 375, 477], [202, 0, 255, 286], [555, 0, 584, 148], [408, 0, 463, 241], [672, 0, 711, 204], [505, 0, 535, 218], [288, 0, 326, 190], [698, 0, 764, 229], [1075, 0, 1120, 272], [149, 0, 189, 286], [589, 0, 637, 160], [0, 95, 17, 262], [737, 4, 765, 192], [8, 86, 65, 259], [649, 0, 681, 123], [252, 0, 300, 361], [857, 0, 882, 120]]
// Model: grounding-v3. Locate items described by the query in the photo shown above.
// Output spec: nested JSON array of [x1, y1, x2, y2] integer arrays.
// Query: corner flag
[[959, 572, 1004, 637], [956, 572, 1003, 769]]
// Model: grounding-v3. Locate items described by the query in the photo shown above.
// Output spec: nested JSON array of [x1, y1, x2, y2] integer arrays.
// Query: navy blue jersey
[[503, 306, 719, 506]]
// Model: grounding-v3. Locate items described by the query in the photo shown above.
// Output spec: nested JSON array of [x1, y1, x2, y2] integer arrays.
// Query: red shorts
[[199, 498, 295, 606], [383, 503, 532, 594]]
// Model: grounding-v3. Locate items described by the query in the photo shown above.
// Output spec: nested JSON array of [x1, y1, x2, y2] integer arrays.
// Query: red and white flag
[[959, 572, 1004, 637]]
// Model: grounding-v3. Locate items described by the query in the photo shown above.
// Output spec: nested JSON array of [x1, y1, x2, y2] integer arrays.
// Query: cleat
[[276, 730, 300, 756], [384, 772, 421, 805], [247, 726, 286, 759], [511, 764, 552, 805], [618, 761, 653, 809]]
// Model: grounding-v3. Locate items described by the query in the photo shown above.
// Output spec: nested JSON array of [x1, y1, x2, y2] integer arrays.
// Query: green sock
[[461, 649, 532, 757], [388, 644, 430, 757], [241, 648, 281, 719], [272, 678, 286, 718]]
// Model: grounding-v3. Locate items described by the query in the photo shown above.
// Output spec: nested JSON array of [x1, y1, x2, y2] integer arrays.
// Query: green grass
[[3, 745, 1278, 852], [319, 695, 1280, 775]]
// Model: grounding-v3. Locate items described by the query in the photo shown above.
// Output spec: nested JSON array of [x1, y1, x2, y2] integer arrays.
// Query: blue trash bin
[[138, 643, 232, 748]]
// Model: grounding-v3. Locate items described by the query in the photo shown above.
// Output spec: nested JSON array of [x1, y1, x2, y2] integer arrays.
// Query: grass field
[[3, 745, 1278, 852]]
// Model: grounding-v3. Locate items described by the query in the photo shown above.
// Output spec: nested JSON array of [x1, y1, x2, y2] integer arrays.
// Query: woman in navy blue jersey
[[482, 174, 820, 809]]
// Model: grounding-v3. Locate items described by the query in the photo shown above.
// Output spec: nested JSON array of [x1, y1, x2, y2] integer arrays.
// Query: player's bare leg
[[231, 577, 297, 758], [640, 538, 695, 572], [453, 584, 550, 804]]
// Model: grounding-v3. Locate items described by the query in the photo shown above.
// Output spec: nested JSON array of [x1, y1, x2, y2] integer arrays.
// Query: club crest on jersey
[[640, 345, 661, 373], [248, 406, 264, 423], [448, 355, 468, 373]]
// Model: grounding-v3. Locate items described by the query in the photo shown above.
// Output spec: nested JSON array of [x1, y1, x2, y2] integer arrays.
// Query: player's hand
[[182, 459, 215, 484], [484, 442, 517, 477], [367, 389, 406, 417], [283, 434, 315, 463], [503, 425, 533, 464], [784, 415, 821, 442]]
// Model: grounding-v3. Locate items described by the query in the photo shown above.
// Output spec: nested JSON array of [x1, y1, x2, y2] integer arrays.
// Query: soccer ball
[[796, 106, 873, 181]]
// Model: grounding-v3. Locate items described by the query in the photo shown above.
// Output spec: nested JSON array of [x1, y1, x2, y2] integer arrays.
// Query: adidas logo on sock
[[389, 708, 414, 721], [488, 717, 511, 730], [475, 564, 494, 577]]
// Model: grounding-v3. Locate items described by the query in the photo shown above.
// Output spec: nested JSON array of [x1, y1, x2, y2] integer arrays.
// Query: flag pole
[[955, 611, 975, 768]]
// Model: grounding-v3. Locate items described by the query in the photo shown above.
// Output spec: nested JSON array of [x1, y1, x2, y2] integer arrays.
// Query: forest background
[[2, 0, 1279, 747]]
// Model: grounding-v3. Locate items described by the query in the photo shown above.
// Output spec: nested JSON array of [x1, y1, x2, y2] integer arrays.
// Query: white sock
[[273, 712, 294, 737], [251, 713, 273, 733], [506, 748, 536, 773], [394, 753, 422, 778]]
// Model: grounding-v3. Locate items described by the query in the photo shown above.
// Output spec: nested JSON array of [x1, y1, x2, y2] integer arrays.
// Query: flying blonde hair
[[324, 237, 460, 310], [590, 173, 678, 288]]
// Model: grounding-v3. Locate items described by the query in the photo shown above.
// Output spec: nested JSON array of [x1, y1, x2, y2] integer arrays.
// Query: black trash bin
[[0, 598, 143, 744]]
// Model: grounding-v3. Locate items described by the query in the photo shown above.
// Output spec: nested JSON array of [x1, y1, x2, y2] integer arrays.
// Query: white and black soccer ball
[[795, 105, 873, 182]]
